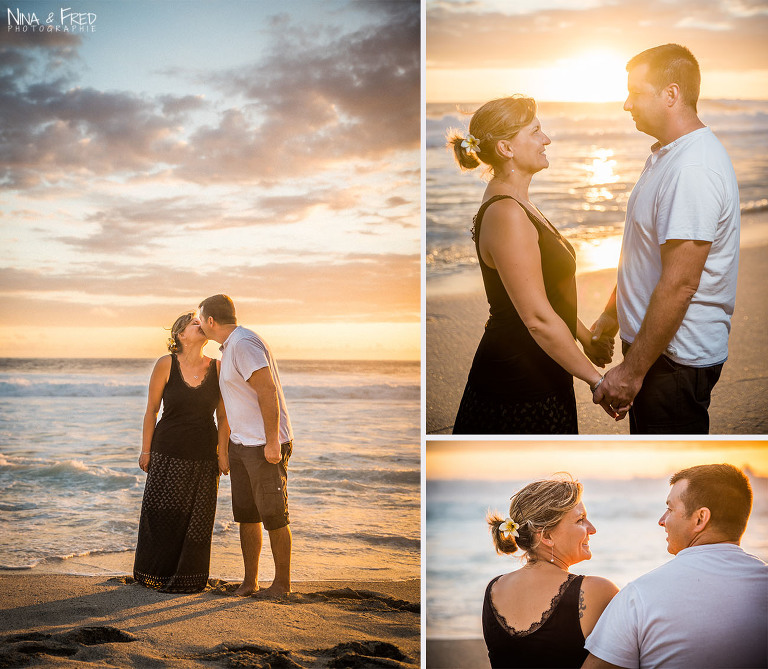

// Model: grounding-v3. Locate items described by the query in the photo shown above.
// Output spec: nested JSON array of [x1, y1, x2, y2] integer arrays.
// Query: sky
[[427, 440, 768, 479], [0, 0, 420, 359], [427, 0, 768, 102]]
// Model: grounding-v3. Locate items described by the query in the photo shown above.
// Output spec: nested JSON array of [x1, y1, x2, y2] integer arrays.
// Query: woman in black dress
[[483, 476, 618, 668], [134, 312, 229, 592], [448, 96, 621, 434]]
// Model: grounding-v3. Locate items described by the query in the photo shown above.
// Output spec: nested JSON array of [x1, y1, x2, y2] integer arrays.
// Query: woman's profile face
[[508, 116, 551, 174], [181, 317, 207, 344], [548, 501, 596, 566]]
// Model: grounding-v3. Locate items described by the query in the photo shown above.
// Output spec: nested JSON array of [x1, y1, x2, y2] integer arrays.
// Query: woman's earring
[[550, 544, 555, 563]]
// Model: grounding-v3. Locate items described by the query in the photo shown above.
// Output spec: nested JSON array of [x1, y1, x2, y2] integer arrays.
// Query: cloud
[[52, 185, 380, 253], [427, 0, 768, 70], [176, 2, 420, 183], [0, 252, 420, 325], [1, 2, 420, 190]]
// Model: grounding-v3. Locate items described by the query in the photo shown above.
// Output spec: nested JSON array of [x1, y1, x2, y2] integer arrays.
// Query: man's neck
[[217, 323, 238, 344], [654, 114, 705, 147], [683, 534, 740, 551]]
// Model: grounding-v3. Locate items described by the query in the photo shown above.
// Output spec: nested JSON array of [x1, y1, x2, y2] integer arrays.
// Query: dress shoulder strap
[[472, 194, 542, 243]]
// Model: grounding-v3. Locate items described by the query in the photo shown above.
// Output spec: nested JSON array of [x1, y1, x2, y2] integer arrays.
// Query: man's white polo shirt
[[219, 325, 293, 446]]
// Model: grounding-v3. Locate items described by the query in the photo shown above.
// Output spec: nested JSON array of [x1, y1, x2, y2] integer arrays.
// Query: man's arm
[[594, 238, 712, 409], [246, 366, 281, 464], [591, 285, 619, 344], [582, 653, 626, 669]]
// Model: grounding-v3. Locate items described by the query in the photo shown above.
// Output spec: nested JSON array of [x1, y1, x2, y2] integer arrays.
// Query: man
[[198, 294, 294, 596], [591, 44, 740, 433], [583, 464, 767, 669]]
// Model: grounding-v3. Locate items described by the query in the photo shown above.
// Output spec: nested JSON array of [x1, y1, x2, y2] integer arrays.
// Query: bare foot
[[235, 582, 259, 597], [255, 582, 290, 598]]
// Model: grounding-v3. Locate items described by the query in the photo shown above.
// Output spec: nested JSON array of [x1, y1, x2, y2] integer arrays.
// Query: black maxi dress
[[482, 573, 587, 668], [133, 354, 220, 592], [453, 195, 579, 434]]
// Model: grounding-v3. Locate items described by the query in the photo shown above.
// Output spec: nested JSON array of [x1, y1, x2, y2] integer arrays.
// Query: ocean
[[426, 475, 768, 639], [0, 357, 420, 582], [427, 99, 768, 284]]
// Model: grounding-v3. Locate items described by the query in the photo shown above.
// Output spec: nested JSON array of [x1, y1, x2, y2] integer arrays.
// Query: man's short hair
[[627, 43, 701, 111], [199, 294, 237, 325], [670, 464, 753, 539]]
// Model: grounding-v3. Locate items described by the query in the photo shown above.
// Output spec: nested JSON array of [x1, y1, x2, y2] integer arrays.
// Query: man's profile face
[[658, 479, 698, 555], [623, 63, 666, 138], [197, 309, 211, 337]]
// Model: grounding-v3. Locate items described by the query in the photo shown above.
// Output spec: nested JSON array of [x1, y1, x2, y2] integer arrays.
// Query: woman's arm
[[139, 356, 171, 473], [216, 399, 230, 475], [215, 361, 230, 475], [577, 319, 613, 368], [479, 200, 604, 389], [579, 576, 620, 638]]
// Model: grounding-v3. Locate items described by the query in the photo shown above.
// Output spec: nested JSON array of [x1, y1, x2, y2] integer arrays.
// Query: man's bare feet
[[235, 582, 259, 597], [255, 582, 290, 598]]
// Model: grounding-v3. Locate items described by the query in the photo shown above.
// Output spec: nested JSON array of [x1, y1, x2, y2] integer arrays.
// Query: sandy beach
[[427, 639, 488, 669], [427, 229, 768, 435], [0, 573, 419, 668]]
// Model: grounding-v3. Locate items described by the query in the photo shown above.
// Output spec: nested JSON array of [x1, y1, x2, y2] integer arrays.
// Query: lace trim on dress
[[489, 573, 578, 637], [174, 354, 216, 390]]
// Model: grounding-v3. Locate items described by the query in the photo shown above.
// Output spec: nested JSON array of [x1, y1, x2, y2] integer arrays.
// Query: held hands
[[584, 311, 632, 421], [592, 364, 638, 421], [264, 441, 282, 464], [583, 335, 614, 367], [138, 452, 151, 473], [218, 452, 230, 476]]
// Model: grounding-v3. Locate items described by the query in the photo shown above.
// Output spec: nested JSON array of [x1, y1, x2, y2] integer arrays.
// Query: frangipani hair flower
[[498, 518, 519, 539], [461, 134, 481, 154]]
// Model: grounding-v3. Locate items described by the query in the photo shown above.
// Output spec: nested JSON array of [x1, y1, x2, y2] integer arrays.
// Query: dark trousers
[[623, 343, 724, 435]]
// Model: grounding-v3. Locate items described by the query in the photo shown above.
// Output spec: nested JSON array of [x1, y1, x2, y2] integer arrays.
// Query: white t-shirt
[[584, 544, 768, 669], [617, 127, 740, 366], [219, 325, 293, 446]]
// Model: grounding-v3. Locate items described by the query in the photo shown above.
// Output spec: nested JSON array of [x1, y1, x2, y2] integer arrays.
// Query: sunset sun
[[540, 50, 629, 103]]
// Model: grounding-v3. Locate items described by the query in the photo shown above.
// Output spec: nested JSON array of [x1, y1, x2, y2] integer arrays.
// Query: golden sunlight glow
[[428, 50, 630, 103], [574, 234, 623, 274], [540, 50, 629, 103], [427, 441, 768, 480], [0, 323, 420, 360]]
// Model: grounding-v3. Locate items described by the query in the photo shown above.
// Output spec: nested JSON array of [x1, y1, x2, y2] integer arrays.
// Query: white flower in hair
[[498, 517, 519, 539], [461, 134, 481, 154]]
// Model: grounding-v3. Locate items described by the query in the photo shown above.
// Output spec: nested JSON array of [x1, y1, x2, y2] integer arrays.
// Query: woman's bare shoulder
[[581, 575, 620, 600], [154, 355, 172, 370]]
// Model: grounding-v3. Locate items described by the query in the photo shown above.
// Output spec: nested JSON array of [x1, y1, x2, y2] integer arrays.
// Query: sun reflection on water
[[584, 148, 620, 206]]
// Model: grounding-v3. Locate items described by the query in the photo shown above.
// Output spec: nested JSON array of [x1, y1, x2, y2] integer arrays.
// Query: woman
[[483, 476, 618, 668], [448, 95, 616, 434], [134, 312, 229, 593]]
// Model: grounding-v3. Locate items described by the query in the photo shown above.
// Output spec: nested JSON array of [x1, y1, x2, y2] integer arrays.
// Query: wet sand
[[0, 574, 419, 668]]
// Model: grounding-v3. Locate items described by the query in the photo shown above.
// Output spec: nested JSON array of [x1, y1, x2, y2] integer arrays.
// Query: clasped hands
[[587, 312, 637, 421]]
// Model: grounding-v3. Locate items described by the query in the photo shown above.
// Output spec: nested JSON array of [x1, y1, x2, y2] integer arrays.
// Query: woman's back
[[482, 570, 586, 669]]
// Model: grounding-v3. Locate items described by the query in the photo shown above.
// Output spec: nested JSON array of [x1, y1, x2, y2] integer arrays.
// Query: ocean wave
[[0, 376, 419, 401], [0, 455, 140, 491], [0, 501, 38, 512], [330, 532, 420, 551], [741, 199, 768, 215], [0, 377, 146, 398], [286, 383, 419, 401], [296, 468, 420, 488]]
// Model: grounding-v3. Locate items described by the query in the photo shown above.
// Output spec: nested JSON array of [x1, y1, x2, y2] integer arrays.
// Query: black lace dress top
[[469, 195, 577, 400], [452, 195, 579, 434], [482, 573, 587, 669]]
